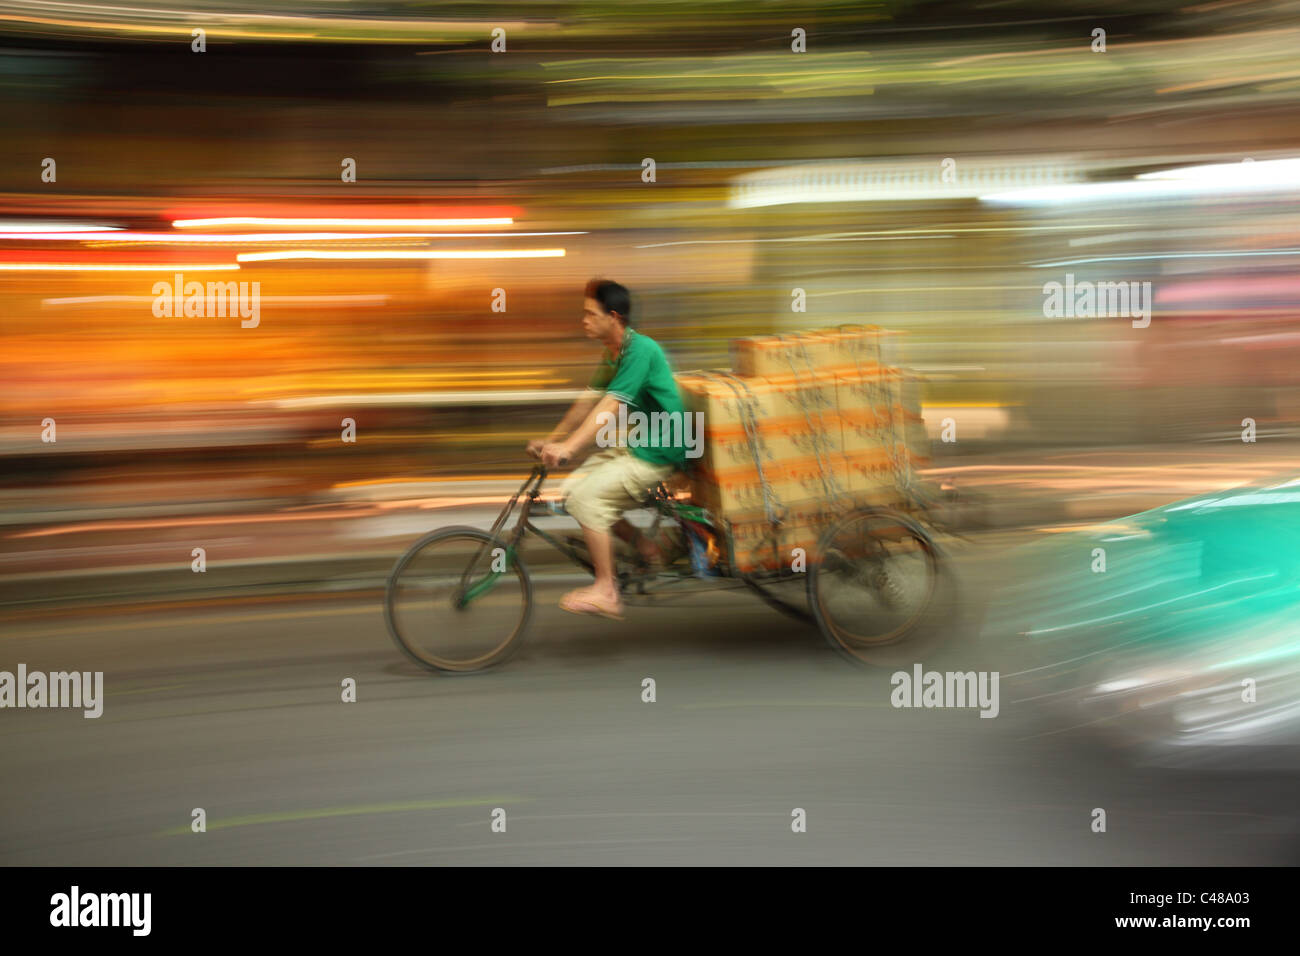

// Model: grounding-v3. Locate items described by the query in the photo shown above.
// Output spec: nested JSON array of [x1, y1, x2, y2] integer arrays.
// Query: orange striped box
[[815, 324, 882, 374], [731, 332, 837, 378], [724, 501, 836, 573], [840, 447, 903, 506], [757, 370, 839, 421]]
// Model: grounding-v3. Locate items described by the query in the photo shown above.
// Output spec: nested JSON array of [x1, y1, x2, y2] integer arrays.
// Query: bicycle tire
[[384, 525, 533, 674], [807, 507, 941, 666]]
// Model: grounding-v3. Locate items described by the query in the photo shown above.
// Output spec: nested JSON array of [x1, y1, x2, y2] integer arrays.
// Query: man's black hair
[[585, 278, 632, 327]]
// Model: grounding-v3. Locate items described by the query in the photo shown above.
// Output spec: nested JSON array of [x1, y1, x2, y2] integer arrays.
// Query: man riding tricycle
[[384, 278, 945, 672]]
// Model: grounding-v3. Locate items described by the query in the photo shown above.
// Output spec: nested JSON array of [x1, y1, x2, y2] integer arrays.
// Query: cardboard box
[[724, 500, 837, 573], [677, 372, 773, 483], [691, 468, 784, 517], [815, 324, 883, 373], [731, 333, 836, 378], [840, 448, 903, 506], [725, 516, 785, 573], [779, 452, 849, 502], [836, 365, 902, 414], [678, 331, 925, 523], [839, 405, 882, 453], [900, 374, 923, 420], [678, 371, 782, 424], [904, 420, 932, 468], [678, 371, 842, 518], [730, 335, 792, 378], [759, 370, 839, 422], [877, 328, 903, 368]]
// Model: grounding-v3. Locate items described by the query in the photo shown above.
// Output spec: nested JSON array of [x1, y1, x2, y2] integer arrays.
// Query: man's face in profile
[[582, 296, 619, 340]]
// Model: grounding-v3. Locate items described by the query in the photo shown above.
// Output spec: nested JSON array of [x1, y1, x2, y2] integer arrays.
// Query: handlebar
[[526, 445, 569, 467]]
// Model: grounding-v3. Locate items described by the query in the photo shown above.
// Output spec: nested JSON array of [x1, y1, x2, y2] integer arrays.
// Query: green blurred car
[[987, 474, 1300, 768]]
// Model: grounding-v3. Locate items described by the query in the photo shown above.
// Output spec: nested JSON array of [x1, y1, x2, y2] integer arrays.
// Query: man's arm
[[542, 393, 619, 467], [527, 391, 597, 457], [565, 393, 620, 457], [548, 392, 598, 442], [542, 334, 652, 466]]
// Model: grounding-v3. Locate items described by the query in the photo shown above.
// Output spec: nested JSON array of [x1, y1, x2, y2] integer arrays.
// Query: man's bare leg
[[561, 515, 666, 616], [559, 523, 622, 617], [579, 523, 621, 606]]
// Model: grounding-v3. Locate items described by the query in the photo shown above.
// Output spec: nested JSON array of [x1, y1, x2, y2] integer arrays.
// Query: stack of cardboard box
[[675, 325, 927, 573]]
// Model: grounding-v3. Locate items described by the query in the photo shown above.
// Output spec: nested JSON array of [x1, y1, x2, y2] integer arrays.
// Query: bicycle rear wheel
[[385, 526, 532, 673], [808, 507, 940, 665]]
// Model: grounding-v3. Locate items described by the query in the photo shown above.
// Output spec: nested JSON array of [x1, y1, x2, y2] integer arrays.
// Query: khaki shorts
[[560, 447, 676, 532]]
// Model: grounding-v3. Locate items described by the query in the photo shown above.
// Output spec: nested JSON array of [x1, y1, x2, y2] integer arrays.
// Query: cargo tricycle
[[384, 453, 946, 673]]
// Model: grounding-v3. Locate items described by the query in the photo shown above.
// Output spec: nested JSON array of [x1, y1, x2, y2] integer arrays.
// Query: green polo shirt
[[587, 328, 689, 469]]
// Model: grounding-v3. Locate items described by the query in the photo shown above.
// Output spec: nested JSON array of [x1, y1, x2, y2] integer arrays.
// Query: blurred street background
[[3, 1, 1300, 865]]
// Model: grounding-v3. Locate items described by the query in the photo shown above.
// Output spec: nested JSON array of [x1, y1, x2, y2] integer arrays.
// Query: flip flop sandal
[[560, 591, 625, 621]]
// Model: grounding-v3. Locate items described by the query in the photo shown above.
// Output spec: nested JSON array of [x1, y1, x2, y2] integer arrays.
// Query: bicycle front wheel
[[385, 526, 532, 673]]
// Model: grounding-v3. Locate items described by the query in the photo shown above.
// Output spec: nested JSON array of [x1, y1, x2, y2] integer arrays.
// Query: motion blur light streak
[[2, 231, 583, 243], [263, 389, 587, 408], [0, 261, 239, 270], [1138, 157, 1300, 184], [981, 167, 1300, 204], [1032, 249, 1300, 267], [634, 235, 952, 248], [0, 222, 122, 232], [0, 2, 557, 43], [235, 249, 566, 262], [172, 217, 516, 229], [731, 158, 1087, 206], [41, 294, 390, 307]]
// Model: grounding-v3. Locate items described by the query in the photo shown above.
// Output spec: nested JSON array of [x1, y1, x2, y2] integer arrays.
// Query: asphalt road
[[4, 538, 1298, 866]]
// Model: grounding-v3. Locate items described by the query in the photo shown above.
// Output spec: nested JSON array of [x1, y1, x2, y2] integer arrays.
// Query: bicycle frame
[[455, 465, 722, 603], [456, 465, 609, 607], [452, 466, 551, 607], [388, 464, 948, 671], [453, 463, 935, 624]]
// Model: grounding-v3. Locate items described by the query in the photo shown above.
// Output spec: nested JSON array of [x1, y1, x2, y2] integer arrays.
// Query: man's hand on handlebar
[[540, 442, 571, 469], [526, 437, 571, 467]]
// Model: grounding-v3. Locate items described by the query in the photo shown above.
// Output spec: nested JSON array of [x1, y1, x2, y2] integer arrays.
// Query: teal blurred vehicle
[[988, 474, 1300, 768]]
